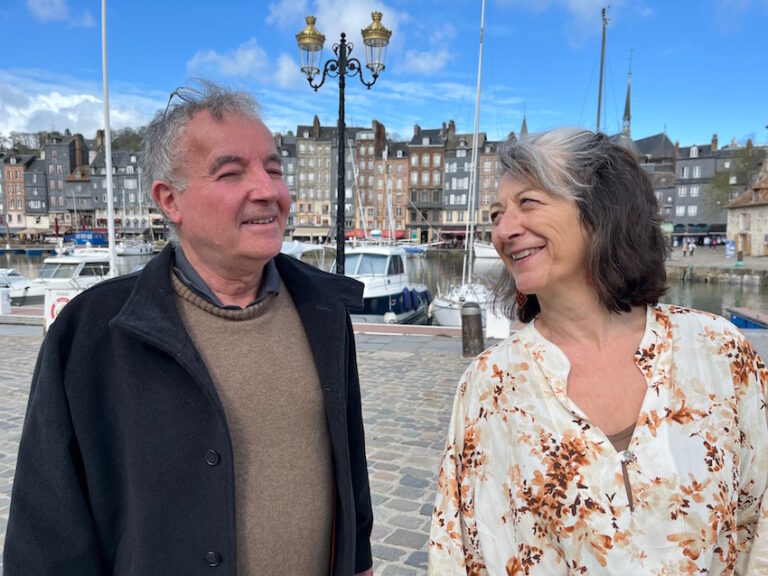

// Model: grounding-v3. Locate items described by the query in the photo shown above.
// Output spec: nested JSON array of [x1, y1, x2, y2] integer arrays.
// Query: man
[[4, 83, 374, 575]]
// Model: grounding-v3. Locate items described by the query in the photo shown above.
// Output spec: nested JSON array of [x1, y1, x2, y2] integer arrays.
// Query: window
[[368, 146, 374, 155], [410, 155, 418, 167], [396, 165, 403, 175], [690, 186, 699, 197], [723, 160, 731, 169], [483, 160, 492, 171], [676, 205, 686, 216], [124, 179, 137, 189], [681, 166, 689, 178], [421, 154, 430, 167], [48, 165, 54, 175], [396, 179, 402, 190], [687, 205, 697, 216], [693, 165, 700, 178], [456, 149, 466, 158], [446, 210, 453, 222], [126, 165, 134, 174], [690, 146, 698, 158], [678, 186, 687, 197], [433, 154, 441, 167], [729, 175, 737, 185], [57, 165, 62, 174], [421, 172, 430, 185], [432, 171, 441, 185], [51, 150, 57, 159]]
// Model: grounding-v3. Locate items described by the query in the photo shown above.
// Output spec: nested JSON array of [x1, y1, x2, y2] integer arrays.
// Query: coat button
[[205, 551, 222, 567], [205, 449, 220, 466]]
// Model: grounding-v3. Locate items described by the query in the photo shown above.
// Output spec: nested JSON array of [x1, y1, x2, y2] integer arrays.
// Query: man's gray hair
[[141, 80, 262, 199]]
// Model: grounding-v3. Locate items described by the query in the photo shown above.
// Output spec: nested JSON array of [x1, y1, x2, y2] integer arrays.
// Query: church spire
[[520, 104, 528, 138], [622, 49, 633, 137]]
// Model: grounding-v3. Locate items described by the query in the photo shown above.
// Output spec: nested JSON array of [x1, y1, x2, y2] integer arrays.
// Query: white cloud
[[0, 70, 161, 137], [26, 0, 67, 22], [274, 53, 306, 88], [26, 0, 95, 27], [402, 49, 452, 75], [187, 38, 270, 79], [266, 0, 308, 27]]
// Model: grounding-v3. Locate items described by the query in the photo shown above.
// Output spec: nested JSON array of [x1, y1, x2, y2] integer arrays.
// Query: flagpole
[[102, 0, 117, 277]]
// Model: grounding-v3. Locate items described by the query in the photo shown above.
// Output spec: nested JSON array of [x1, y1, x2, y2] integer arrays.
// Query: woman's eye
[[490, 211, 501, 223]]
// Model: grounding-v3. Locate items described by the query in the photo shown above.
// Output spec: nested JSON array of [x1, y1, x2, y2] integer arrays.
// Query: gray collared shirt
[[172, 244, 280, 309]]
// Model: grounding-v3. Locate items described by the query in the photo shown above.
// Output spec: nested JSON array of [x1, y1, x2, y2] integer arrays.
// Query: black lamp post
[[296, 12, 391, 274]]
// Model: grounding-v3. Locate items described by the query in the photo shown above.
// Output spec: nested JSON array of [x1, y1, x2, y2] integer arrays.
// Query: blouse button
[[620, 449, 633, 463]]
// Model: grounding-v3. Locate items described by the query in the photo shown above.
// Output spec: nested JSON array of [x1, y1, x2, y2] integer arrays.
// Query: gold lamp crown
[[296, 16, 326, 79], [361, 12, 391, 74]]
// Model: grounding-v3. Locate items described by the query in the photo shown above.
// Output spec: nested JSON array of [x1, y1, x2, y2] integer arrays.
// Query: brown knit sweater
[[172, 274, 334, 575]]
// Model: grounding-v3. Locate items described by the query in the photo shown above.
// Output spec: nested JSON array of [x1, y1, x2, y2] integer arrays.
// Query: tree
[[111, 126, 146, 151], [709, 142, 764, 209]]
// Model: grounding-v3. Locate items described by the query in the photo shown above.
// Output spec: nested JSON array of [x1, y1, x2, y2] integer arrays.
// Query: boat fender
[[384, 311, 398, 324], [402, 288, 413, 311], [424, 289, 432, 305]]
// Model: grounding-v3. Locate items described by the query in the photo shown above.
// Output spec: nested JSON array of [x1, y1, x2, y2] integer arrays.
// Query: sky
[[1, 0, 767, 147]]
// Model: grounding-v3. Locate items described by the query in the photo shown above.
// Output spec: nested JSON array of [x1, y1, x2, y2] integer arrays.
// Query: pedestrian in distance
[[683, 238, 688, 257], [689, 239, 696, 256], [428, 127, 767, 575], [4, 81, 375, 576]]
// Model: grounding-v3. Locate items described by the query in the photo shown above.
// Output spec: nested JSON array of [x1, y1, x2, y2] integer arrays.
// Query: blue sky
[[1, 0, 767, 147]]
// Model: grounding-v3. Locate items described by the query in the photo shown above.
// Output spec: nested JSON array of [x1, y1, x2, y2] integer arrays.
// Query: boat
[[728, 307, 768, 330], [9, 250, 111, 306], [0, 268, 31, 289], [473, 240, 499, 259], [116, 239, 154, 255], [431, 0, 493, 327], [332, 244, 431, 324]]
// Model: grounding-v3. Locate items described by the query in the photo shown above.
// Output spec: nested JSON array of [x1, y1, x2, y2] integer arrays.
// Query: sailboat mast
[[461, 0, 485, 287], [596, 7, 608, 133]]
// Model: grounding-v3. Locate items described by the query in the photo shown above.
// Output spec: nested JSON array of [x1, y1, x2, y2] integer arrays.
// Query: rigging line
[[606, 51, 619, 135], [577, 49, 600, 127]]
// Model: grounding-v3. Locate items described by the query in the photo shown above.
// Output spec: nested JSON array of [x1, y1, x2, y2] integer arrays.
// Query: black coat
[[4, 245, 373, 575]]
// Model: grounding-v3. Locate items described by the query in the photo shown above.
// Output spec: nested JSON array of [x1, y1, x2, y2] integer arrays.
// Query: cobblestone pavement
[[1, 325, 766, 575], [0, 325, 472, 574]]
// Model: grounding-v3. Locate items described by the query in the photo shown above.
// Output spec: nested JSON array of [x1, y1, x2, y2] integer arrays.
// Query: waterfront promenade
[[0, 322, 766, 574]]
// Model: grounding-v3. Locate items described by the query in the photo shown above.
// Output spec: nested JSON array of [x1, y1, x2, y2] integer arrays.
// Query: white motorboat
[[473, 240, 499, 259], [0, 268, 31, 290], [332, 245, 431, 324], [117, 239, 154, 255], [10, 250, 111, 305]]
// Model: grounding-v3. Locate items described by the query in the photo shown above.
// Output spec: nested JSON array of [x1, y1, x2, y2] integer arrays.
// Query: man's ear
[[151, 181, 182, 225]]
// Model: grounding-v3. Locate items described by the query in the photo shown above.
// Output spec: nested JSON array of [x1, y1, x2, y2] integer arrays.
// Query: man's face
[[167, 111, 289, 277]]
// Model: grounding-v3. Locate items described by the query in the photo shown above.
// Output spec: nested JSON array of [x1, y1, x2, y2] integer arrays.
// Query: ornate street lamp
[[296, 12, 391, 274]]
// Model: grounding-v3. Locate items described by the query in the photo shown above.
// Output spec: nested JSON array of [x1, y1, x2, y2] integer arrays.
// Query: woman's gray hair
[[493, 127, 667, 322], [140, 80, 262, 230]]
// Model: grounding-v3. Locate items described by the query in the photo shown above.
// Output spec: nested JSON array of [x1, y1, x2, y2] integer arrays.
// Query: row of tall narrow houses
[[1, 90, 765, 251]]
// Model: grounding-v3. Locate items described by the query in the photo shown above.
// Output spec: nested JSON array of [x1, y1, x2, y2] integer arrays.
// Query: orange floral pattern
[[429, 305, 768, 575]]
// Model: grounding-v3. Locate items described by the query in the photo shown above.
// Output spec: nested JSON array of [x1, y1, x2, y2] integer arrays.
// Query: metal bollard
[[737, 250, 744, 267], [461, 302, 484, 357]]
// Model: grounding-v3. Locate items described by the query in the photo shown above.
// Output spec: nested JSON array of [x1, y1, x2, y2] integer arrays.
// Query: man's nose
[[246, 168, 279, 201]]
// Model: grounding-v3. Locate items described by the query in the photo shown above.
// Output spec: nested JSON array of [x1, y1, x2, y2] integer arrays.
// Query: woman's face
[[491, 174, 591, 298]]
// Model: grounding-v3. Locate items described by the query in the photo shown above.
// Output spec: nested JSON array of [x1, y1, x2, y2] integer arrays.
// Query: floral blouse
[[429, 304, 768, 575]]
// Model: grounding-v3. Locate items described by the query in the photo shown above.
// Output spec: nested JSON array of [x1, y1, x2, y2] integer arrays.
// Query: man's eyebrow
[[266, 152, 282, 165], [208, 154, 245, 174]]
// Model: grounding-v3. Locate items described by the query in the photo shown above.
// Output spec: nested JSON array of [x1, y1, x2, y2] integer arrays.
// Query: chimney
[[96, 129, 104, 149], [448, 120, 455, 137], [441, 122, 447, 137], [312, 115, 320, 138], [711, 133, 718, 152], [413, 124, 421, 136], [74, 134, 85, 167]]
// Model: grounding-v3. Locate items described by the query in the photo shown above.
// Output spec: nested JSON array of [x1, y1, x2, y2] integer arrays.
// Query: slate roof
[[727, 180, 768, 208], [634, 133, 675, 160]]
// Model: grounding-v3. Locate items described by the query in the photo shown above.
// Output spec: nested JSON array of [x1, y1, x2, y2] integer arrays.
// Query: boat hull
[[350, 288, 430, 324], [432, 283, 492, 327]]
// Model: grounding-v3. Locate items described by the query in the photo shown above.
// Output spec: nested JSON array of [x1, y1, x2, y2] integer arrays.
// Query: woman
[[428, 128, 767, 575]]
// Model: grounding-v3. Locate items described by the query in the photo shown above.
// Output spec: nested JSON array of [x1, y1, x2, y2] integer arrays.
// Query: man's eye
[[218, 171, 240, 179]]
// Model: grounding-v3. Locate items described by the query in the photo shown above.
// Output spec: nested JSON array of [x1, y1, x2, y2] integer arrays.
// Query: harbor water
[[3, 249, 766, 318]]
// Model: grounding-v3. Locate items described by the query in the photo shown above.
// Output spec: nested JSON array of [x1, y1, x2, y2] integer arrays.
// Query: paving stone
[[372, 543, 407, 562], [390, 513, 426, 530], [384, 528, 429, 550], [405, 550, 429, 569]]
